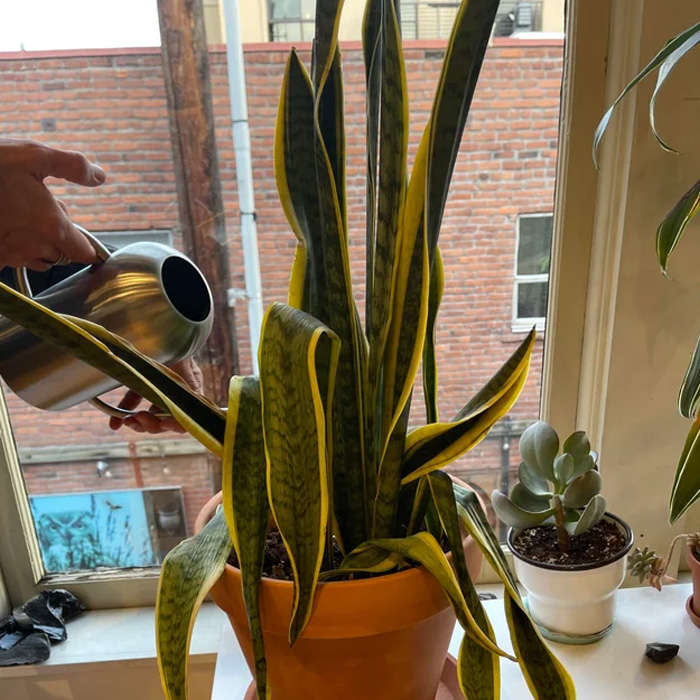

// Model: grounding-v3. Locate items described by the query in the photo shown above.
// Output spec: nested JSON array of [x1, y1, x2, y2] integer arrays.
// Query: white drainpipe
[[222, 0, 264, 375]]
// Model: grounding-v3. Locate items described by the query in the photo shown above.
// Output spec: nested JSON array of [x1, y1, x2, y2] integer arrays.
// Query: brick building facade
[[0, 38, 563, 539]]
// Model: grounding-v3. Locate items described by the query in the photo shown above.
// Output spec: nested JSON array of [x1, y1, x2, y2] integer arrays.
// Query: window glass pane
[[269, 0, 301, 21], [517, 281, 549, 319], [517, 215, 553, 275]]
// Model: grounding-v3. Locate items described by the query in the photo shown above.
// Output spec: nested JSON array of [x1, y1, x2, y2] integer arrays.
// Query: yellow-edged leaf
[[423, 247, 445, 424], [156, 509, 231, 700], [259, 302, 340, 644]]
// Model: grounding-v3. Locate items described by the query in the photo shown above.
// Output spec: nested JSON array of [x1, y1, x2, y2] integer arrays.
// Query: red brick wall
[[0, 39, 563, 532]]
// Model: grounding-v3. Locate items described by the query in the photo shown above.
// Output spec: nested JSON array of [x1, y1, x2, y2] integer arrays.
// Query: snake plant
[[594, 21, 700, 524], [0, 1, 574, 698]]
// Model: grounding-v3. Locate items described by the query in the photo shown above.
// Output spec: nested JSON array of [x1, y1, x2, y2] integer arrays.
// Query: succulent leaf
[[510, 483, 552, 512], [565, 494, 606, 536], [517, 461, 551, 496], [563, 431, 590, 463], [627, 546, 663, 584], [518, 420, 559, 482], [562, 470, 602, 509], [491, 491, 554, 529], [553, 453, 574, 488], [570, 453, 595, 480]]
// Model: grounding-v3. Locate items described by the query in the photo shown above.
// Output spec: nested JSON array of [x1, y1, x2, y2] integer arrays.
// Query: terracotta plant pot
[[507, 512, 633, 645], [195, 491, 484, 700], [685, 548, 700, 629]]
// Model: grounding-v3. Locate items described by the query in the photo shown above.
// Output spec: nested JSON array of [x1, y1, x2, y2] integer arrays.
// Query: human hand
[[0, 139, 106, 271], [108, 357, 205, 435]]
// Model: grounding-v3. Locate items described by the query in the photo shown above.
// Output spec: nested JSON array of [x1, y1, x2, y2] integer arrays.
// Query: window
[[268, 0, 315, 42], [513, 214, 552, 332]]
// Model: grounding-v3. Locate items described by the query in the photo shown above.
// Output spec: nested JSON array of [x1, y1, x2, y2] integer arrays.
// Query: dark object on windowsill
[[478, 593, 497, 601], [0, 589, 83, 666], [644, 642, 680, 664]]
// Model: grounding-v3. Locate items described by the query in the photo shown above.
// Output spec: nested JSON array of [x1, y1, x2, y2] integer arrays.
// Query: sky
[[0, 0, 161, 52]]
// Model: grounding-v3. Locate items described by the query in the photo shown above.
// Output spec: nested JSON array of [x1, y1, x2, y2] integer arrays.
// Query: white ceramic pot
[[507, 513, 633, 644]]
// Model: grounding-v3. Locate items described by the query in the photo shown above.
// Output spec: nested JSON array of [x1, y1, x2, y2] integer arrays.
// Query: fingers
[[39, 145, 106, 187], [108, 390, 143, 431], [56, 213, 98, 264]]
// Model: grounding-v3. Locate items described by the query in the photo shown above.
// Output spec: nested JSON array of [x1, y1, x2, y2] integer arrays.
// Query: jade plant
[[595, 20, 700, 524], [628, 533, 700, 591], [492, 421, 605, 553], [0, 1, 575, 699]]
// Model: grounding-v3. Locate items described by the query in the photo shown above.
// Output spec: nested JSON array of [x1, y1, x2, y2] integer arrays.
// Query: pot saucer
[[243, 654, 465, 699]]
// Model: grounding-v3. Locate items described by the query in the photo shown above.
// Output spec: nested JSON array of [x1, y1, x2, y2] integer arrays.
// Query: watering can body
[[0, 237, 213, 412]]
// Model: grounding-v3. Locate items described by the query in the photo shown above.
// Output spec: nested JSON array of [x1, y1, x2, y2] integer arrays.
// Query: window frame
[[1, 0, 646, 603], [511, 212, 553, 333]]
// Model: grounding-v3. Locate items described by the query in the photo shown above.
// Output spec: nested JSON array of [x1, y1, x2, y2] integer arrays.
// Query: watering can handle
[[14, 224, 112, 298], [14, 225, 170, 422]]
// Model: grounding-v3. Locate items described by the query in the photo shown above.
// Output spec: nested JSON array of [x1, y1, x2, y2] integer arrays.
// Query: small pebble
[[644, 642, 679, 664]]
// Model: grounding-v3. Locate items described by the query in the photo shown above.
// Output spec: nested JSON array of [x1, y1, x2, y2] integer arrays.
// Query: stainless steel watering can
[[0, 226, 214, 418]]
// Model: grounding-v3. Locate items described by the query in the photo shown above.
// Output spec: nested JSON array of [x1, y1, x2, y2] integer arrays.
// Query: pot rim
[[506, 511, 634, 572], [195, 492, 432, 592]]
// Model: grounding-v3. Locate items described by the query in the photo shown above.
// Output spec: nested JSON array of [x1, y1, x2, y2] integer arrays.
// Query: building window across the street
[[513, 214, 552, 332], [268, 0, 315, 42]]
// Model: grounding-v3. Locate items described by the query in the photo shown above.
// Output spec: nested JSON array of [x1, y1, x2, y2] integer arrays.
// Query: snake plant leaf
[[363, 0, 381, 335], [156, 509, 231, 700], [657, 178, 700, 276], [669, 414, 700, 523], [259, 303, 340, 645], [428, 470, 498, 700], [562, 470, 602, 509], [649, 28, 700, 154], [593, 20, 700, 167], [317, 46, 347, 234], [491, 491, 554, 529], [510, 483, 552, 513], [453, 484, 575, 699], [401, 352, 530, 483], [222, 376, 269, 700], [503, 593, 576, 700], [553, 454, 574, 487], [72, 317, 226, 454], [518, 462, 551, 497], [425, 0, 500, 262], [275, 49, 324, 318], [519, 420, 559, 483], [0, 282, 227, 453], [565, 494, 606, 536], [423, 248, 445, 424], [365, 0, 409, 479], [341, 531, 514, 661], [402, 328, 535, 474]]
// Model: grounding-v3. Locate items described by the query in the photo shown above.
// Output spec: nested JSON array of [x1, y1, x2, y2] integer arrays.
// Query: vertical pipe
[[222, 0, 264, 374]]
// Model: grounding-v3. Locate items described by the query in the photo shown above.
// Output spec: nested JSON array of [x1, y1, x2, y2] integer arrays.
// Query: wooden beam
[[156, 0, 239, 408]]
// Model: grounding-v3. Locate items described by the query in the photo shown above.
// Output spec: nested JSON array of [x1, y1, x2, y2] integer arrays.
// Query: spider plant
[[595, 20, 700, 524], [0, 0, 573, 698]]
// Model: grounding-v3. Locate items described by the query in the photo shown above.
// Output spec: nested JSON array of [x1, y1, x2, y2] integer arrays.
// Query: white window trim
[[511, 213, 552, 334]]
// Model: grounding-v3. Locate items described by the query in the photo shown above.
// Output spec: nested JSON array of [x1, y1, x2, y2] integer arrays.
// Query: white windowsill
[[0, 602, 227, 680]]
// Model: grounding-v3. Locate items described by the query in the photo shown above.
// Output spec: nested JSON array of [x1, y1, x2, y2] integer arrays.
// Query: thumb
[[40, 146, 106, 187]]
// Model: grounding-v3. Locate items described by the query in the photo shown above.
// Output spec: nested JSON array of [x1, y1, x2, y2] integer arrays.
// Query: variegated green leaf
[[670, 414, 700, 523], [594, 20, 700, 166], [657, 178, 700, 275], [649, 28, 700, 154], [259, 303, 340, 644], [341, 531, 514, 661], [425, 0, 500, 262], [156, 509, 231, 700], [452, 484, 575, 699], [423, 248, 445, 424], [402, 335, 533, 482], [428, 471, 498, 700], [222, 377, 269, 699]]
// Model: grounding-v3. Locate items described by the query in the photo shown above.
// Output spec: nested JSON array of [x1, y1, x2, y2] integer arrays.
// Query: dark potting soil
[[512, 519, 627, 567], [228, 529, 344, 581]]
